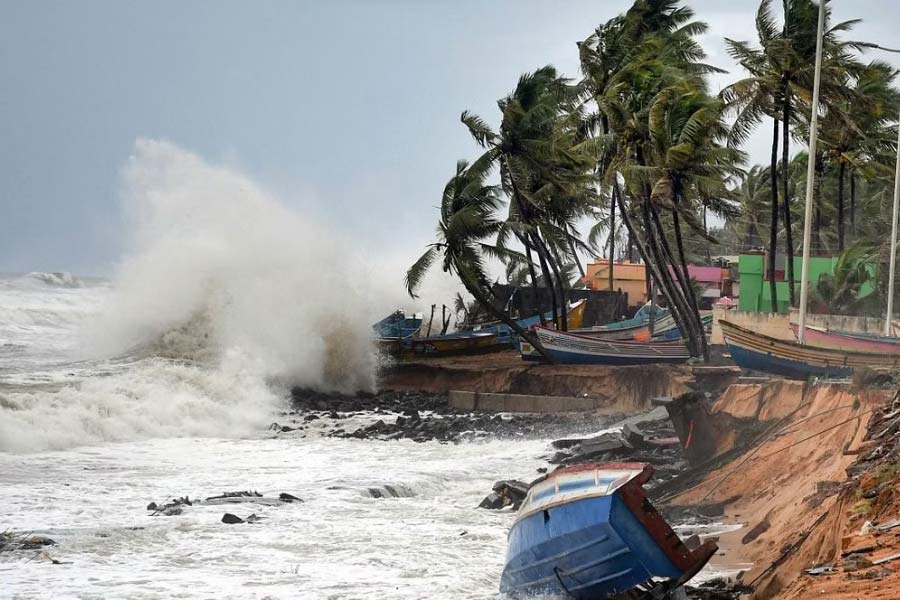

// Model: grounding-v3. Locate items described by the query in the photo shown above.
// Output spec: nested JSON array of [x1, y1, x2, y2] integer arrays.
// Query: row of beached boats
[[372, 301, 713, 363]]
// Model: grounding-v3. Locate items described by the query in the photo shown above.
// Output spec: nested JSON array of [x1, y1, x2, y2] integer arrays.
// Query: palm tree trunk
[[815, 153, 824, 252], [769, 116, 780, 313], [609, 188, 616, 291], [531, 231, 560, 330], [520, 236, 545, 326], [837, 161, 846, 252], [650, 203, 706, 359], [673, 211, 708, 361], [569, 236, 585, 280], [612, 182, 692, 353], [850, 172, 857, 236], [643, 204, 699, 357], [457, 269, 554, 362], [543, 233, 570, 331], [782, 90, 796, 306]]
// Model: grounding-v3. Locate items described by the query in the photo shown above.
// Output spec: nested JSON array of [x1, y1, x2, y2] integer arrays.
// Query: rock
[[365, 484, 415, 498], [492, 480, 530, 510], [221, 513, 244, 524], [304, 414, 320, 421], [740, 519, 770, 544], [478, 492, 507, 510], [245, 513, 263, 523], [146, 502, 158, 511], [162, 505, 183, 516], [279, 493, 303, 503], [279, 425, 296, 433], [844, 553, 874, 572]]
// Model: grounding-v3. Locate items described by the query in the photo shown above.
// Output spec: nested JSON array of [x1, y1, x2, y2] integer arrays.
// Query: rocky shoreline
[[286, 388, 614, 443]]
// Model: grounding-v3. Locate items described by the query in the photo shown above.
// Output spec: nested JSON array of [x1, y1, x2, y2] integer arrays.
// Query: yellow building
[[583, 260, 648, 307]]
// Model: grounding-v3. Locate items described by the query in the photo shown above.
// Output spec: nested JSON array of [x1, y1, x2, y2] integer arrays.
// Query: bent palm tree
[[405, 160, 551, 359]]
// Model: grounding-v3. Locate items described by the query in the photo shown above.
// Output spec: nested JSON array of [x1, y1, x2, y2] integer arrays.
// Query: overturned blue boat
[[500, 463, 716, 599]]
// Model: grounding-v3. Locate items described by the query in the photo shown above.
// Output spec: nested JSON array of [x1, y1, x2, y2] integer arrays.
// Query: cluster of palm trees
[[722, 0, 900, 308], [405, 0, 900, 361]]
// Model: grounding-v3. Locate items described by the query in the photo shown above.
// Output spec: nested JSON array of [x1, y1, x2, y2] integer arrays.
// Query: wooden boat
[[576, 304, 669, 339], [372, 310, 422, 339], [520, 326, 690, 365], [404, 331, 502, 356], [576, 312, 678, 341], [501, 463, 716, 599], [790, 323, 900, 355], [721, 319, 900, 379], [474, 299, 587, 346]]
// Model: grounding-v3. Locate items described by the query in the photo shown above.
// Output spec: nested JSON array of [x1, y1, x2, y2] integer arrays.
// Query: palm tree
[[461, 66, 598, 331], [819, 61, 900, 250], [405, 160, 551, 358], [724, 0, 868, 309]]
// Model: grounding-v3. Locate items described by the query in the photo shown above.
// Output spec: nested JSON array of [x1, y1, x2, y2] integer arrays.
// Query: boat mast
[[797, 0, 826, 344]]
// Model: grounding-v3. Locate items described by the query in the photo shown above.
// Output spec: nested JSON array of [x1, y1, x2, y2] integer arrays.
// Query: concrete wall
[[449, 390, 615, 413]]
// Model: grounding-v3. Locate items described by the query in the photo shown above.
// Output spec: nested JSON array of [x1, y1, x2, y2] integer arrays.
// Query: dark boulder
[[278, 493, 303, 503], [478, 492, 506, 510], [221, 513, 243, 524]]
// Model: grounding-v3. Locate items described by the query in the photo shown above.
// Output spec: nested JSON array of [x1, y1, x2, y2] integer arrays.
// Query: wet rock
[[492, 480, 529, 510], [148, 496, 192, 516], [365, 484, 415, 498], [478, 492, 506, 510], [221, 513, 243, 524], [278, 493, 303, 503]]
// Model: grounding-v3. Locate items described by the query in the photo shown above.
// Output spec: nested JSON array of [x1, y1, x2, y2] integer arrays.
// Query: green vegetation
[[408, 0, 900, 361]]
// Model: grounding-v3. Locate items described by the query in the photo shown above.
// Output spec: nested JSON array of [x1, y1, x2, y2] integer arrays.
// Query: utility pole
[[797, 0, 826, 344]]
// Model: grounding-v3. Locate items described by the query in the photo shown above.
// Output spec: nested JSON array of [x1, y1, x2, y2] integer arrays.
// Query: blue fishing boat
[[474, 300, 586, 346], [520, 326, 690, 365], [372, 310, 422, 339], [501, 463, 716, 598]]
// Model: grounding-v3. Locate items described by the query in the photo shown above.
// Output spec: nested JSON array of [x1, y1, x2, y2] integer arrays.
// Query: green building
[[737, 253, 874, 313]]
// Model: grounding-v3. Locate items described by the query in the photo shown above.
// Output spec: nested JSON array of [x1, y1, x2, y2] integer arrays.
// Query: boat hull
[[501, 463, 715, 599], [790, 323, 900, 355], [405, 332, 502, 356], [521, 326, 690, 365], [726, 341, 852, 379], [721, 319, 900, 379]]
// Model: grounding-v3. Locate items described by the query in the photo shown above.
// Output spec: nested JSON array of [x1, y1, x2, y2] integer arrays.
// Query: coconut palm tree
[[405, 160, 550, 358], [723, 0, 869, 308], [461, 66, 598, 331]]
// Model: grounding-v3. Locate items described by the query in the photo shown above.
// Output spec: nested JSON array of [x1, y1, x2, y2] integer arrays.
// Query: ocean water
[[0, 142, 731, 599], [0, 273, 561, 600]]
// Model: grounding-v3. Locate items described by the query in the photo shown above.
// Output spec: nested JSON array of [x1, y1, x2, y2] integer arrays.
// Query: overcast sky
[[3, 0, 900, 275]]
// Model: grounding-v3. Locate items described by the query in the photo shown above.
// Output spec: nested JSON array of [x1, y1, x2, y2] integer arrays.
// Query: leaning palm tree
[[462, 66, 598, 331], [405, 160, 551, 359]]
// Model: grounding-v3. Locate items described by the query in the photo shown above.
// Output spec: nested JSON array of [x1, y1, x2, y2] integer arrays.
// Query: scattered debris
[[147, 496, 192, 516], [804, 564, 835, 576], [843, 553, 874, 572], [0, 532, 56, 552]]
